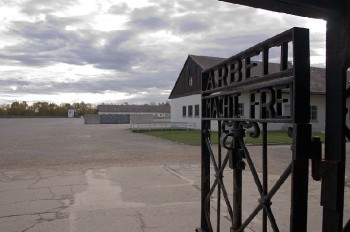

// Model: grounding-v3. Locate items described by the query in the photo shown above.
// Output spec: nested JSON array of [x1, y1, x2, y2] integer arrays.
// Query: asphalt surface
[[0, 118, 200, 169], [0, 118, 349, 232], [1, 118, 348, 180]]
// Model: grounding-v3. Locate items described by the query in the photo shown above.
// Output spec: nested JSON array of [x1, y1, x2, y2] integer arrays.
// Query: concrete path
[[0, 166, 200, 232], [0, 118, 349, 231], [1, 164, 349, 232]]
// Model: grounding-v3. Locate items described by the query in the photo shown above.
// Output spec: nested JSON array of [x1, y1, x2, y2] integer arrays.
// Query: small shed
[[67, 108, 75, 118]]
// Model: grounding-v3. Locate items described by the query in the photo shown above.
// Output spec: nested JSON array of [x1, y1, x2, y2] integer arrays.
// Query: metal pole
[[262, 122, 268, 232], [232, 165, 242, 230], [198, 120, 211, 231], [217, 121, 222, 232], [231, 121, 242, 231], [322, 10, 349, 232], [290, 28, 310, 232]]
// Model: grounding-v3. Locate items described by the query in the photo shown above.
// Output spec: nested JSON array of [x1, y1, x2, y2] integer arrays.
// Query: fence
[[130, 121, 196, 131]]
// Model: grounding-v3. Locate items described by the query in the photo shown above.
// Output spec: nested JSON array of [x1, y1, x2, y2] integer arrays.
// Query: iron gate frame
[[217, 1, 350, 231], [196, 27, 317, 232]]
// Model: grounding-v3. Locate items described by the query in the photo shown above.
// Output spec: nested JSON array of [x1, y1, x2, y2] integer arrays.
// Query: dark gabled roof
[[169, 54, 350, 100], [248, 62, 350, 94], [310, 67, 326, 94], [247, 62, 328, 94], [188, 54, 226, 70], [168, 55, 226, 99], [98, 105, 170, 113]]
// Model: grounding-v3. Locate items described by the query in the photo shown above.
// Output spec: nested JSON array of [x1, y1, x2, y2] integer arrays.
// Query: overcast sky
[[0, 0, 326, 105]]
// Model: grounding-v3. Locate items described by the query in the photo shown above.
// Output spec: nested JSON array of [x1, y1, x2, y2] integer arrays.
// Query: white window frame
[[188, 105, 193, 117], [310, 105, 317, 121], [189, 76, 193, 86], [238, 103, 244, 117], [194, 104, 200, 117], [182, 106, 186, 117]]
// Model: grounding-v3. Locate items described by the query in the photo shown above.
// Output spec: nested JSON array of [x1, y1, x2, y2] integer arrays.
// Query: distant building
[[68, 108, 75, 118], [97, 104, 170, 124], [169, 54, 350, 131]]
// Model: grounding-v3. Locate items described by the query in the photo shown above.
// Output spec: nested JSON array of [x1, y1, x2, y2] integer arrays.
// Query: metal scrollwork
[[220, 120, 242, 150], [220, 120, 260, 150], [240, 121, 261, 138]]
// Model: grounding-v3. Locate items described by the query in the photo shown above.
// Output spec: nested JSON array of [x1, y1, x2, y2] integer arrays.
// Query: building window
[[182, 106, 186, 117], [189, 76, 193, 86], [195, 104, 200, 117], [310, 105, 317, 121], [284, 105, 291, 117], [188, 105, 193, 117], [238, 103, 244, 117]]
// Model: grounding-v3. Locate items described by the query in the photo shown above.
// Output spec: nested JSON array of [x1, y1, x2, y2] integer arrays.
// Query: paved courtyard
[[0, 118, 349, 231]]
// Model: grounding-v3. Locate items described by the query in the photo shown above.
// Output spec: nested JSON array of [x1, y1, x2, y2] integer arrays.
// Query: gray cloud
[[176, 18, 208, 33], [128, 6, 169, 30], [1, 16, 148, 71], [0, 79, 31, 87], [1, 16, 85, 66], [108, 3, 130, 15], [0, 68, 177, 97], [20, 0, 79, 16], [132, 16, 168, 30], [0, 0, 326, 104]]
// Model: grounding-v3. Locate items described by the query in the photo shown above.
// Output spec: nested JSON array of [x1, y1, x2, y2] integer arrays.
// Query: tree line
[[0, 101, 97, 117]]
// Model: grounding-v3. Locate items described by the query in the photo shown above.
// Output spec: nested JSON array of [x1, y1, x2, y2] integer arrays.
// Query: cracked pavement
[[0, 165, 202, 232], [0, 118, 349, 231]]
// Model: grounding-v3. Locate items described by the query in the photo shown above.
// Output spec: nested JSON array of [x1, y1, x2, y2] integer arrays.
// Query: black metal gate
[[196, 27, 323, 232]]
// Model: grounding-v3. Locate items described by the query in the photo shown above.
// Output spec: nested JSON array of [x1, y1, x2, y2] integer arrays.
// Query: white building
[[169, 55, 350, 132], [169, 55, 225, 130]]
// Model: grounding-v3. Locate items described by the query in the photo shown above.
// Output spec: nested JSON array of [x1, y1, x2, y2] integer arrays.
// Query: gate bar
[[262, 123, 268, 232], [289, 27, 310, 232], [322, 10, 349, 232], [217, 120, 222, 232], [232, 124, 243, 231]]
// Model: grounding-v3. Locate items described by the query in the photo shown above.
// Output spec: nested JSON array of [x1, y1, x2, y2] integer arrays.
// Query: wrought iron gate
[[196, 27, 322, 232]]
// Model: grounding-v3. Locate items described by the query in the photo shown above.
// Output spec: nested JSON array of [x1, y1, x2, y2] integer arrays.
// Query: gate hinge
[[309, 137, 339, 182]]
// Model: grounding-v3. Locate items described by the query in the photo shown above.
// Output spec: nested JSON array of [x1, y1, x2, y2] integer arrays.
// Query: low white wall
[[84, 114, 100, 124], [130, 114, 153, 124]]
